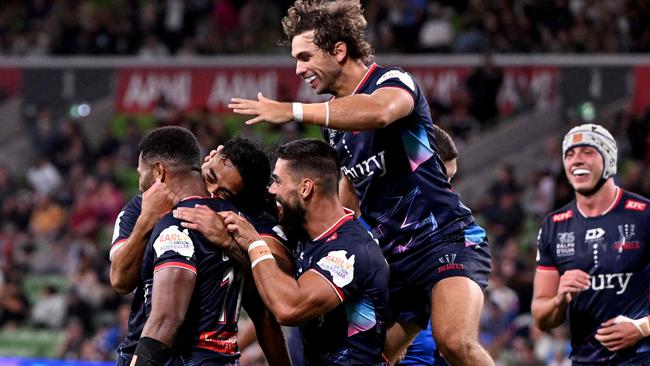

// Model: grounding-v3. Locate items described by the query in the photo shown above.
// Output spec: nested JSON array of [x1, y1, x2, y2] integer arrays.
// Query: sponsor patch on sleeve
[[317, 250, 355, 288], [376, 70, 416, 91], [624, 199, 647, 211], [272, 225, 288, 241], [153, 225, 195, 259]]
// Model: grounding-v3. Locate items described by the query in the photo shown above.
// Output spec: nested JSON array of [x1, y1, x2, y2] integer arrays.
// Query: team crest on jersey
[[317, 250, 355, 288], [624, 199, 647, 211], [153, 225, 195, 258], [614, 224, 640, 251], [556, 232, 575, 257], [552, 210, 573, 222], [376, 70, 416, 92], [327, 129, 339, 147]]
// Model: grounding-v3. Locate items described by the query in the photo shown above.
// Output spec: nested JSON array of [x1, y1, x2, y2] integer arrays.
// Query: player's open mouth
[[304, 75, 317, 84], [572, 168, 590, 176]]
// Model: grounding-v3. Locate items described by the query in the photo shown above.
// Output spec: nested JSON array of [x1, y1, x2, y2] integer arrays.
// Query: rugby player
[[110, 132, 290, 366], [532, 124, 650, 364], [219, 139, 390, 365], [228, 1, 493, 364]]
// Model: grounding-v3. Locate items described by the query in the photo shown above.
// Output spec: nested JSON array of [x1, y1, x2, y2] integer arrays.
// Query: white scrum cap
[[562, 123, 617, 179]]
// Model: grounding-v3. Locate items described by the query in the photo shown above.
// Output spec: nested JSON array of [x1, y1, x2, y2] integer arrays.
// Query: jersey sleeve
[[536, 217, 557, 270], [309, 242, 365, 303], [109, 195, 141, 261], [150, 215, 197, 275], [373, 68, 419, 102]]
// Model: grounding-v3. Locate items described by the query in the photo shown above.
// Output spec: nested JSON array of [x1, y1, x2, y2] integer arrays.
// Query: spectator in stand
[[466, 53, 503, 128]]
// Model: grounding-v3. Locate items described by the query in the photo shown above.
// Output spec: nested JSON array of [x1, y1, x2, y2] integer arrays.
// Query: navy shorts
[[386, 224, 492, 329]]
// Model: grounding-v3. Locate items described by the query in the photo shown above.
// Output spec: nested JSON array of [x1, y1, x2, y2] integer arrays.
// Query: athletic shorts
[[386, 224, 492, 329]]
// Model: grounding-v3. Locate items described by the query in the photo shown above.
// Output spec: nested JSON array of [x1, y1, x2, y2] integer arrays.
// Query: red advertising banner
[[0, 68, 22, 97], [633, 66, 650, 116], [115, 65, 558, 116]]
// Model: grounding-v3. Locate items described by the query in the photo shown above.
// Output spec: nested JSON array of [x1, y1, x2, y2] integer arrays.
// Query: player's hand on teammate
[[556, 269, 590, 304], [220, 211, 261, 251], [203, 145, 224, 164], [173, 204, 235, 247], [141, 178, 178, 225], [595, 316, 646, 352], [228, 92, 292, 125]]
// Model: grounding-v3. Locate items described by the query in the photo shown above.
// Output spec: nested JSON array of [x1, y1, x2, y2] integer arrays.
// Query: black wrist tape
[[131, 337, 173, 366]]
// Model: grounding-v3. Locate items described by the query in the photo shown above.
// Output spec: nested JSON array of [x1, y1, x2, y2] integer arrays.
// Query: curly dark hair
[[139, 126, 201, 170], [220, 137, 274, 215], [281, 0, 373, 64]]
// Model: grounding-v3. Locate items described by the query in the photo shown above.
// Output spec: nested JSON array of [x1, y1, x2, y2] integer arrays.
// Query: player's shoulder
[[619, 190, 650, 212], [325, 220, 379, 255], [122, 193, 142, 214], [370, 64, 417, 93], [542, 201, 576, 225]]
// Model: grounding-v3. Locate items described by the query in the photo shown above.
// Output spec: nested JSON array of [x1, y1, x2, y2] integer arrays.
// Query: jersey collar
[[351, 63, 378, 95], [313, 208, 355, 241], [576, 186, 622, 218]]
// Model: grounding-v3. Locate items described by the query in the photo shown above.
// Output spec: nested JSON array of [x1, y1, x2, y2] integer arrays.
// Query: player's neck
[[170, 173, 210, 201], [575, 180, 619, 217], [334, 60, 370, 98], [304, 197, 348, 240]]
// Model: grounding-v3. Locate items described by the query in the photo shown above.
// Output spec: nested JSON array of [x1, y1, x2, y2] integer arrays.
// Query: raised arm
[[228, 87, 414, 131], [110, 180, 176, 294]]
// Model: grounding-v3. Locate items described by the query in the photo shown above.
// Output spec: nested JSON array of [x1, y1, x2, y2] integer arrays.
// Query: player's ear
[[332, 41, 347, 62], [153, 161, 166, 182], [301, 178, 314, 199]]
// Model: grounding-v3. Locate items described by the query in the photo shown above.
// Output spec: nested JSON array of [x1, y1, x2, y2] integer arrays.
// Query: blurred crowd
[[0, 0, 648, 56]]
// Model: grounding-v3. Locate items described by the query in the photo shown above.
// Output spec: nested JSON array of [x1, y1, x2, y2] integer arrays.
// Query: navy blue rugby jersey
[[537, 189, 650, 364], [110, 194, 142, 261], [295, 211, 389, 366], [141, 196, 243, 362], [110, 194, 145, 360], [323, 64, 474, 257], [112, 195, 287, 362]]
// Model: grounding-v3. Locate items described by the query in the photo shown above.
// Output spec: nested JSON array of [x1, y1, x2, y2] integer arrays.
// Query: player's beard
[[277, 195, 308, 242]]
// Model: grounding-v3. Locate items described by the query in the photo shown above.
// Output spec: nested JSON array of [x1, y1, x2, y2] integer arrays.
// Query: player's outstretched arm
[[242, 284, 292, 366], [532, 268, 590, 331], [222, 211, 341, 326], [133, 268, 196, 366], [110, 179, 176, 294], [228, 88, 413, 131]]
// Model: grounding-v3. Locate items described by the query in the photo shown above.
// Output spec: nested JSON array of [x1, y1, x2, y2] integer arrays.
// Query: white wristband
[[614, 315, 650, 337], [251, 254, 275, 269], [292, 102, 304, 123], [635, 317, 650, 337], [247, 240, 269, 253], [325, 101, 330, 128]]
